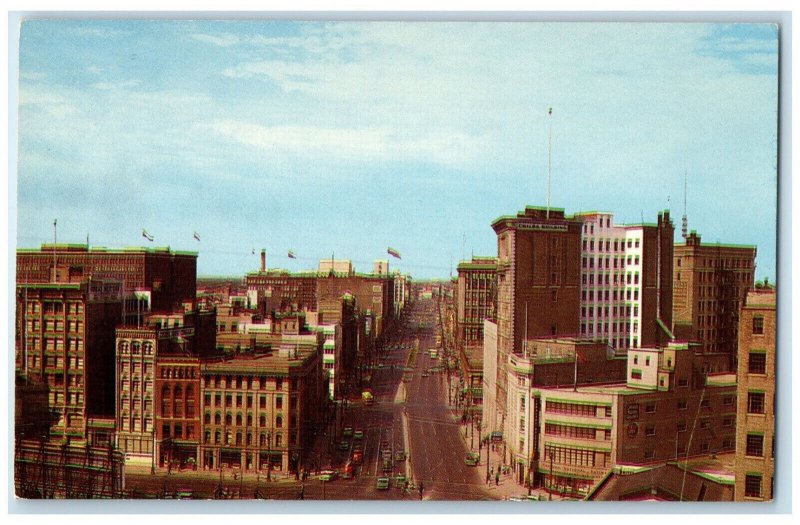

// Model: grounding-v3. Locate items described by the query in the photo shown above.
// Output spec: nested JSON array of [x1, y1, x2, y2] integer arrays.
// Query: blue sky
[[15, 21, 778, 279]]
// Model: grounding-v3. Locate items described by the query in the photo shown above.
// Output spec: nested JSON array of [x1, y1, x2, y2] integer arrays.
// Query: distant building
[[672, 231, 756, 362], [573, 211, 674, 350], [734, 287, 775, 501], [17, 244, 198, 314], [373, 259, 389, 275], [319, 258, 353, 275], [455, 256, 497, 348]]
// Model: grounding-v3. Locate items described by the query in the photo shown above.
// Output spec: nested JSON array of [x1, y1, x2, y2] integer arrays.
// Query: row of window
[[545, 401, 611, 418], [203, 429, 289, 448], [581, 236, 640, 251], [203, 392, 286, 410], [582, 289, 640, 302], [544, 443, 611, 468], [676, 256, 752, 270], [544, 423, 611, 441], [203, 412, 285, 428], [202, 375, 292, 391]]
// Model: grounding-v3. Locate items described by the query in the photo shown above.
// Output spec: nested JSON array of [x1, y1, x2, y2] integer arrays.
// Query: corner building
[[734, 288, 775, 501], [490, 206, 582, 436]]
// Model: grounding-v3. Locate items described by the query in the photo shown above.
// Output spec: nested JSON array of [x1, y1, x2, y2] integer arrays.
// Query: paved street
[[125, 297, 541, 501]]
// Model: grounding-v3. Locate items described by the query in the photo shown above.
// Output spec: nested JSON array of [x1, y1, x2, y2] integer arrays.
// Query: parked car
[[394, 450, 405, 462], [337, 440, 350, 451], [382, 459, 393, 473], [343, 427, 353, 437], [376, 477, 390, 490], [353, 429, 364, 440]]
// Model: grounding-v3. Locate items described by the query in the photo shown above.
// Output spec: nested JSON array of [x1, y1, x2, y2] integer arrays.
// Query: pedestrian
[[495, 473, 499, 486]]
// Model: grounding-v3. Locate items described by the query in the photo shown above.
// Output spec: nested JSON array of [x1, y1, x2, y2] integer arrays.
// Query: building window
[[645, 425, 655, 436], [748, 392, 766, 414], [748, 353, 767, 375], [752, 317, 764, 335], [677, 422, 687, 432], [746, 434, 764, 457], [644, 403, 656, 413], [631, 369, 642, 380], [745, 475, 762, 498], [722, 415, 734, 427]]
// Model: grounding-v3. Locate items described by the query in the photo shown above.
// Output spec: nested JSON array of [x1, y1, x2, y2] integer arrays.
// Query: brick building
[[455, 256, 497, 348], [672, 231, 756, 362], [17, 244, 197, 314], [520, 341, 735, 498], [115, 309, 216, 461], [197, 333, 326, 475], [15, 278, 123, 443], [488, 206, 583, 437], [734, 287, 776, 501]]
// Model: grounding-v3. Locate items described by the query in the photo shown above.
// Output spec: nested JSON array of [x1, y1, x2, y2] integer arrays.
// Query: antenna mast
[[546, 107, 553, 219], [682, 170, 688, 240]]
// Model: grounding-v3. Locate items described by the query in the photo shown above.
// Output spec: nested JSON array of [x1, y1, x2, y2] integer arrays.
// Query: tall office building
[[673, 231, 756, 362], [489, 206, 582, 435], [574, 211, 674, 350]]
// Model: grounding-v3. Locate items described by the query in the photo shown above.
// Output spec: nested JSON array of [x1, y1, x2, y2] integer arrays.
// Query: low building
[[513, 341, 736, 499], [197, 330, 326, 475]]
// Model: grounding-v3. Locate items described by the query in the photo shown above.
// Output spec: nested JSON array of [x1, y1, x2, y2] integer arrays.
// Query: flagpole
[[573, 348, 578, 392], [547, 107, 552, 220], [53, 219, 58, 281]]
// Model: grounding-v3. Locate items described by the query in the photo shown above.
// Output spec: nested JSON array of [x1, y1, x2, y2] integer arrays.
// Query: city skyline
[[14, 21, 778, 280]]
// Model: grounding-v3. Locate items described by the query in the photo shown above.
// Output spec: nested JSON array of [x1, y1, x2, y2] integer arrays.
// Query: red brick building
[[488, 206, 583, 437], [17, 244, 198, 313], [155, 352, 201, 470], [673, 231, 756, 362]]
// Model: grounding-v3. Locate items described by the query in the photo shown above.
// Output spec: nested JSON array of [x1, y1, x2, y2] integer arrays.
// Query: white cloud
[[91, 79, 141, 90], [190, 33, 240, 47], [201, 119, 482, 168]]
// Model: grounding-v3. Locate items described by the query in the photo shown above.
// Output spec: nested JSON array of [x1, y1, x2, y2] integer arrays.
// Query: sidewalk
[[447, 374, 569, 502]]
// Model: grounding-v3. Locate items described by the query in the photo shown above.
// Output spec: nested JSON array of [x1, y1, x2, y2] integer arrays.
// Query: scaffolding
[[14, 437, 125, 499]]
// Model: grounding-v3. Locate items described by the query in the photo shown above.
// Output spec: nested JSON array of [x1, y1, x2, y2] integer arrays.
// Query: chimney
[[261, 249, 266, 272]]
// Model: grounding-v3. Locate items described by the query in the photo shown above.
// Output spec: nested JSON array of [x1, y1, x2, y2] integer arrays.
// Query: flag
[[252, 248, 255, 255], [288, 250, 296, 259], [142, 229, 154, 242], [193, 231, 201, 242], [387, 247, 401, 259], [548, 107, 552, 116]]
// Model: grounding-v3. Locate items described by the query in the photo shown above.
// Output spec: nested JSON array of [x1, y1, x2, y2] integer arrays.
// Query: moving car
[[464, 452, 480, 466], [353, 429, 364, 440], [337, 440, 350, 451], [394, 450, 405, 462], [376, 477, 390, 490], [319, 470, 338, 481], [343, 427, 353, 437]]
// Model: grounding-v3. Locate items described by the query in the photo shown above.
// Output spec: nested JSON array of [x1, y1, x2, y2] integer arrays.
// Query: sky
[[14, 20, 779, 280]]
